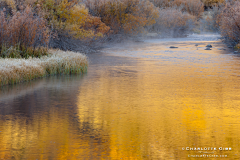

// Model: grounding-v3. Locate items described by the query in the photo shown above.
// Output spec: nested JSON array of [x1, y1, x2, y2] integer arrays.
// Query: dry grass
[[0, 49, 88, 86]]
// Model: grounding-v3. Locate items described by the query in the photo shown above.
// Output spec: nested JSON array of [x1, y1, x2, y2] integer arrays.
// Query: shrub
[[199, 6, 221, 32], [36, 0, 110, 40], [217, 2, 240, 46], [151, 8, 196, 37], [85, 0, 159, 35], [201, 0, 225, 7], [0, 6, 50, 58], [173, 0, 204, 19], [150, 0, 204, 19], [149, 0, 171, 8], [0, 0, 14, 15]]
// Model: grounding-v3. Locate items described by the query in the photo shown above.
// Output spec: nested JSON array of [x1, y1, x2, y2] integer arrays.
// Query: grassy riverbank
[[0, 50, 88, 86]]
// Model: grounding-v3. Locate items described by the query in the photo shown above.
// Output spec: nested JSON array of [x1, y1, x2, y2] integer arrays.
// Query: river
[[0, 34, 240, 159]]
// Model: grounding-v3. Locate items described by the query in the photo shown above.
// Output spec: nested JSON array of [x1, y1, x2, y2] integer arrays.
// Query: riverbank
[[0, 50, 88, 86]]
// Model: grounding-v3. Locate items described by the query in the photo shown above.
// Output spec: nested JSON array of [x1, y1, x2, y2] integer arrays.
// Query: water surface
[[1, 34, 240, 159]]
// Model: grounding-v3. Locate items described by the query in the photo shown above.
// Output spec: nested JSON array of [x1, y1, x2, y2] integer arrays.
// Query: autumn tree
[[36, 0, 110, 40], [151, 0, 204, 18], [217, 1, 240, 47], [150, 8, 196, 37], [85, 0, 159, 35], [201, 0, 225, 8]]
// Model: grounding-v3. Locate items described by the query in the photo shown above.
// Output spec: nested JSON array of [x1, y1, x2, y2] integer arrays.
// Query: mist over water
[[1, 34, 240, 159]]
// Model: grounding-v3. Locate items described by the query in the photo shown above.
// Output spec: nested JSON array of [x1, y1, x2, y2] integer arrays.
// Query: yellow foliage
[[201, 0, 225, 7], [2, 0, 16, 9], [86, 0, 159, 35], [37, 0, 110, 39], [235, 43, 240, 51]]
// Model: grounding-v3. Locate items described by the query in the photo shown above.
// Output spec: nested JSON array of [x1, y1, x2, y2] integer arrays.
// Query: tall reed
[[0, 50, 88, 86]]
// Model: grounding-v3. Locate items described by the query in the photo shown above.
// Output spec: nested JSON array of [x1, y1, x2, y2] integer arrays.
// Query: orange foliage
[[201, 0, 225, 7], [0, 6, 49, 48], [85, 0, 159, 35], [37, 0, 110, 39]]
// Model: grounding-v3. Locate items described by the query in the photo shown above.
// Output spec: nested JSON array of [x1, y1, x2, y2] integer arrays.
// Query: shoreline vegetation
[[0, 50, 88, 86], [0, 0, 240, 86]]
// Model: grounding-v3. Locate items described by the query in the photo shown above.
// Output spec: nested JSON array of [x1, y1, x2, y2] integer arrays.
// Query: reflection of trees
[[0, 75, 111, 160], [0, 114, 111, 159], [0, 75, 86, 102], [76, 54, 240, 159]]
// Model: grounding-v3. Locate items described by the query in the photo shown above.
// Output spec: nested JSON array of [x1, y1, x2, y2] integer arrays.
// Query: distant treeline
[[0, 0, 239, 53]]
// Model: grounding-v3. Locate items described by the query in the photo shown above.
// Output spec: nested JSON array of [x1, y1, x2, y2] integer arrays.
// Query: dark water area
[[1, 34, 240, 159]]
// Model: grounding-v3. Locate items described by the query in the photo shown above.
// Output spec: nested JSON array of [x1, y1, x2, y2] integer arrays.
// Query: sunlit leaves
[[86, 0, 159, 35], [201, 0, 225, 7], [37, 0, 110, 39]]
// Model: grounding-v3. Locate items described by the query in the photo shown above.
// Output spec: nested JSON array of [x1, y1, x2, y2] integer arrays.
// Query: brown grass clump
[[0, 50, 88, 86], [0, 45, 49, 58]]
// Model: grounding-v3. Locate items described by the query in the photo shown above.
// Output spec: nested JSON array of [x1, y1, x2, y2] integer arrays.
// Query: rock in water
[[195, 44, 198, 46], [170, 46, 178, 48], [206, 44, 212, 48], [205, 47, 212, 50]]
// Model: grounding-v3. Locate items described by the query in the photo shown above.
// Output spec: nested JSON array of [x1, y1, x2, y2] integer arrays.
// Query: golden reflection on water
[[77, 41, 240, 159], [1, 39, 240, 159]]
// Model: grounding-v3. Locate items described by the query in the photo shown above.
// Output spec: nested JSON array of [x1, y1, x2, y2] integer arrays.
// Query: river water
[[0, 34, 240, 159]]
